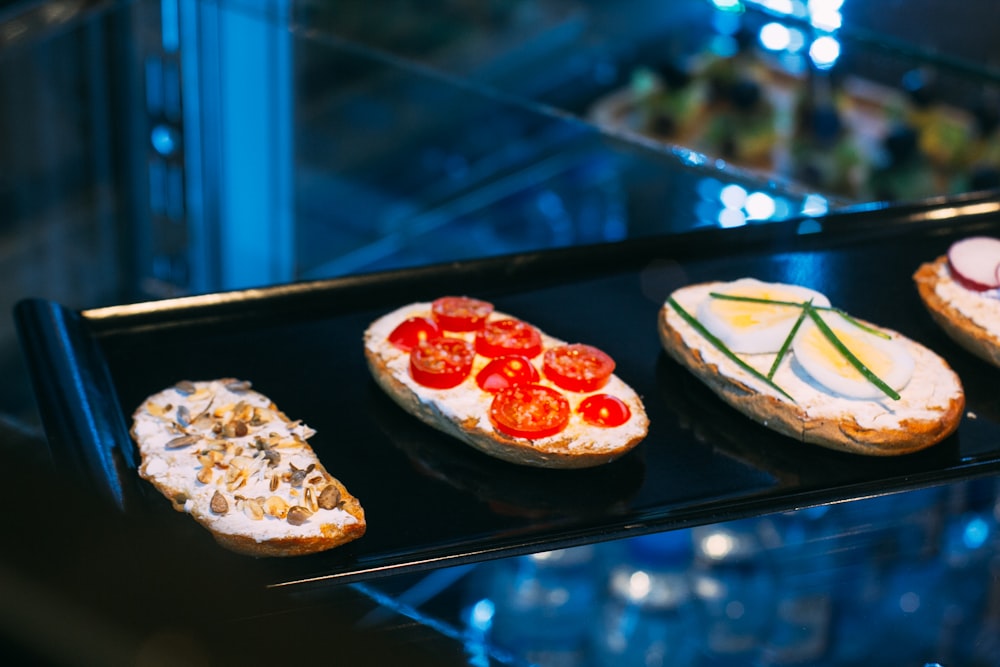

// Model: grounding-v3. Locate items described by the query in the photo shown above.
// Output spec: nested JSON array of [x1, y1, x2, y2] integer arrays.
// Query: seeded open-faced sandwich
[[364, 296, 649, 469], [131, 378, 366, 557], [914, 236, 1000, 368], [659, 278, 964, 455]]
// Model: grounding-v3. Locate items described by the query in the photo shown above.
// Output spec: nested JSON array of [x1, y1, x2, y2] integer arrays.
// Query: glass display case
[[3, 1, 1000, 665]]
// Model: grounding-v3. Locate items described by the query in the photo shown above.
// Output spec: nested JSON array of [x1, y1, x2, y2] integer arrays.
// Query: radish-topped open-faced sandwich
[[364, 296, 649, 469], [660, 278, 964, 455], [914, 236, 1000, 368]]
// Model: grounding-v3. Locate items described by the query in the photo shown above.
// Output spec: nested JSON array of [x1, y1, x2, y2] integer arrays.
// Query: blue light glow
[[962, 516, 990, 550], [801, 193, 830, 215], [469, 598, 496, 631], [151, 124, 179, 156], [720, 184, 748, 209], [710, 0, 744, 12], [759, 0, 795, 14], [718, 208, 747, 228], [760, 22, 792, 51], [809, 35, 842, 69], [745, 191, 777, 219]]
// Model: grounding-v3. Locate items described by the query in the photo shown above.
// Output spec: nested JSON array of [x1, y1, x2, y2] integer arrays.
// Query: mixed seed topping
[[143, 379, 346, 527]]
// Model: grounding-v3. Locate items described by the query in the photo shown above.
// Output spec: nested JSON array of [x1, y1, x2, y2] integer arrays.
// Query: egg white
[[791, 312, 914, 399], [696, 278, 831, 354]]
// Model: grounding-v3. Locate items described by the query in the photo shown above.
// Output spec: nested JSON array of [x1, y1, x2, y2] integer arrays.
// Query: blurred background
[[3, 1, 1000, 664]]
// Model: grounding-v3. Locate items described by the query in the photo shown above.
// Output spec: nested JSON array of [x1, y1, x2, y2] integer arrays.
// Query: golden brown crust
[[364, 345, 646, 468], [914, 256, 1000, 368], [658, 292, 964, 456], [363, 304, 649, 469], [207, 479, 367, 557], [131, 379, 366, 557]]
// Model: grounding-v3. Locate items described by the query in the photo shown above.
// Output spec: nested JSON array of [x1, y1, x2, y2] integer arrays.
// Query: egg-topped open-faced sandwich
[[914, 236, 1000, 368], [659, 278, 964, 455]]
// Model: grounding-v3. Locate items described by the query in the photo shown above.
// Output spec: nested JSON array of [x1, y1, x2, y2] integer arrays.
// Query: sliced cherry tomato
[[475, 355, 540, 393], [410, 337, 475, 389], [475, 319, 543, 359], [542, 344, 615, 393], [489, 384, 570, 440], [432, 296, 494, 332], [578, 394, 631, 427], [388, 316, 441, 352]]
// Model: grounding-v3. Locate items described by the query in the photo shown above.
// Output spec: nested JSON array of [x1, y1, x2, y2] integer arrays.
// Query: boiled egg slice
[[791, 311, 914, 399], [697, 278, 831, 354]]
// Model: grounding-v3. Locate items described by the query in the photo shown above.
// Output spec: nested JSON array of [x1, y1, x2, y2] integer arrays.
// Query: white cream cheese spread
[[365, 303, 648, 453], [133, 379, 358, 542], [666, 282, 961, 430], [933, 261, 1000, 344]]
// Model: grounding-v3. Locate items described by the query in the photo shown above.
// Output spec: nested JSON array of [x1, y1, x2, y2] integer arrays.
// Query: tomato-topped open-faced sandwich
[[131, 378, 366, 557], [659, 278, 964, 455], [914, 236, 1000, 368], [364, 296, 649, 468]]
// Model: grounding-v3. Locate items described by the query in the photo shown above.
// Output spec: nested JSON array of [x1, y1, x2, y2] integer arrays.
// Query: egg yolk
[[707, 288, 804, 329], [801, 325, 892, 380]]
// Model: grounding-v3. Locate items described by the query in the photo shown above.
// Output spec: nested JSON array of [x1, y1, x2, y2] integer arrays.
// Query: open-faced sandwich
[[131, 378, 366, 557], [659, 278, 964, 455], [914, 236, 1000, 368], [364, 296, 649, 469]]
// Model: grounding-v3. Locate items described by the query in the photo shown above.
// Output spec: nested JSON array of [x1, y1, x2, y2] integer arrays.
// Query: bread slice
[[131, 379, 366, 557], [914, 256, 1000, 368], [659, 281, 964, 456], [364, 302, 649, 469]]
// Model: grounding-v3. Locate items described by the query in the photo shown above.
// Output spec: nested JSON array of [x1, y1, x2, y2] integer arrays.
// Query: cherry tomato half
[[432, 296, 494, 332], [542, 344, 615, 393], [578, 394, 631, 427], [489, 384, 570, 440], [409, 337, 475, 389], [475, 355, 540, 393], [475, 319, 543, 359], [387, 316, 442, 352]]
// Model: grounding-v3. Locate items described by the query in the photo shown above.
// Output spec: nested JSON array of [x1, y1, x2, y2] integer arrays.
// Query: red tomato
[[578, 394, 631, 427], [432, 296, 494, 332], [542, 344, 615, 393], [489, 384, 570, 439], [387, 316, 441, 352], [409, 338, 475, 389], [475, 319, 543, 359], [475, 355, 540, 393]]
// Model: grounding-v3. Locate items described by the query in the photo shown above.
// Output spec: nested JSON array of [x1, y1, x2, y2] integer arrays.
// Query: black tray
[[15, 193, 1000, 589]]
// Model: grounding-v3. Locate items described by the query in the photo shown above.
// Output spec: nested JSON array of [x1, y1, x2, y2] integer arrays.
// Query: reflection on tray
[[369, 385, 645, 520], [654, 353, 960, 486]]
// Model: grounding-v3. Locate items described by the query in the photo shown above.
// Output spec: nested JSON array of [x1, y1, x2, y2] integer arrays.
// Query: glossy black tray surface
[[15, 194, 1000, 589]]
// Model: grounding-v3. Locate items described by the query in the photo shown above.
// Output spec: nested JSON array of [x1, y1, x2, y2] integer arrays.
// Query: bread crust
[[914, 256, 1000, 368], [659, 283, 964, 456], [364, 303, 649, 469], [131, 379, 366, 557]]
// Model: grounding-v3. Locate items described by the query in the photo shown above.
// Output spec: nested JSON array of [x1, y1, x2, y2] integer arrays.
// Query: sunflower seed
[[318, 484, 341, 510], [210, 490, 228, 514], [286, 506, 312, 526], [175, 380, 197, 395], [165, 434, 200, 449]]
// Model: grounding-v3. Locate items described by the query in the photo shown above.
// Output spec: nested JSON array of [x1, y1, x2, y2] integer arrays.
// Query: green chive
[[804, 305, 900, 400], [708, 292, 891, 339], [828, 308, 891, 339], [708, 292, 804, 308], [768, 299, 811, 379], [667, 297, 795, 402]]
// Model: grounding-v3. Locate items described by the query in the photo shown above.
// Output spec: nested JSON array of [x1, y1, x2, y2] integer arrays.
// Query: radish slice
[[947, 237, 1000, 291]]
